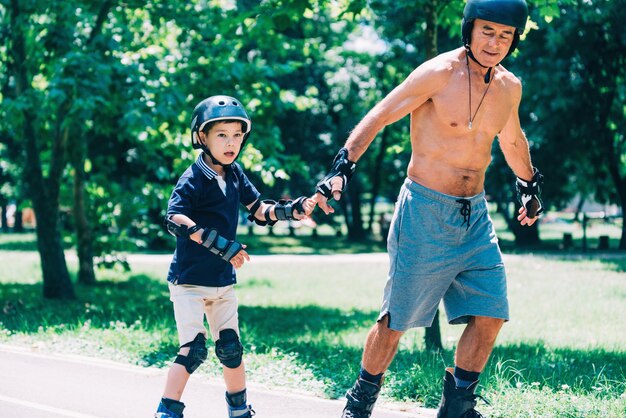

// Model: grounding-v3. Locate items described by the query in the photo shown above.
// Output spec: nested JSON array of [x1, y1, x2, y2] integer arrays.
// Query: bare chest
[[429, 72, 512, 134]]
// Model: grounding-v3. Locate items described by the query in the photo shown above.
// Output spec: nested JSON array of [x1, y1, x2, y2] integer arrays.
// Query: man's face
[[200, 121, 244, 165], [469, 18, 516, 67]]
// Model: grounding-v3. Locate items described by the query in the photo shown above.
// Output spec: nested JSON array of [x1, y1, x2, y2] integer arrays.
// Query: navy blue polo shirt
[[166, 154, 260, 287]]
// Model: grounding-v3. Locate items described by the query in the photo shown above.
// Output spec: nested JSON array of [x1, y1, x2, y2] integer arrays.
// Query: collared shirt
[[166, 154, 260, 287]]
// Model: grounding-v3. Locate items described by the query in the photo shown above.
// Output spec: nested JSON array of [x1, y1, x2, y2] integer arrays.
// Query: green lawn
[[0, 232, 624, 417]]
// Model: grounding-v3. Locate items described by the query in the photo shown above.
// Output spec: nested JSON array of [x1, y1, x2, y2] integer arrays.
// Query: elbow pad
[[165, 216, 202, 238]]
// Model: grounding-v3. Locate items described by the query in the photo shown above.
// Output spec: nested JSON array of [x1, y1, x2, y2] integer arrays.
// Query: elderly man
[[313, 1, 543, 417]]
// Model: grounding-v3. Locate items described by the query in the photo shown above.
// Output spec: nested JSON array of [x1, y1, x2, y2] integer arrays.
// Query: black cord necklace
[[466, 52, 493, 130]]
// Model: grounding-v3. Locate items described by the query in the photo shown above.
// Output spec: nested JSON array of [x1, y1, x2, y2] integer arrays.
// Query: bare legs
[[361, 315, 404, 375], [454, 316, 504, 372], [162, 346, 247, 400], [359, 315, 504, 376]]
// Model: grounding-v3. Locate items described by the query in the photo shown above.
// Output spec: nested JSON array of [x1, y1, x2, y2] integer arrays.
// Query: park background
[[0, 0, 624, 417]]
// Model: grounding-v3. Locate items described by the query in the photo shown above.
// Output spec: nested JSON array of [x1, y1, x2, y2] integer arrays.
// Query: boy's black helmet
[[190, 95, 252, 150], [462, 0, 528, 57]]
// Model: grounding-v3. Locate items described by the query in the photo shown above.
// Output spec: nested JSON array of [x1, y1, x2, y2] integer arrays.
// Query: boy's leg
[[205, 285, 254, 417], [162, 346, 194, 399], [156, 284, 211, 417]]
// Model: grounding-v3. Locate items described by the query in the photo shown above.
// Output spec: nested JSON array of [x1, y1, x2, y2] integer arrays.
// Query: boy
[[156, 95, 315, 418]]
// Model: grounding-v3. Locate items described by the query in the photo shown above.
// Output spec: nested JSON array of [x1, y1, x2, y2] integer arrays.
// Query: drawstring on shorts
[[456, 199, 472, 230]]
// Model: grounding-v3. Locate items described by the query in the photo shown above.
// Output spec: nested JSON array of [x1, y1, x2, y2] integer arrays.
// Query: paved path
[[0, 345, 436, 418]]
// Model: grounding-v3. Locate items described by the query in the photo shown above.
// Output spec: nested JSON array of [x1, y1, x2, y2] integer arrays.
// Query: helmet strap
[[200, 146, 233, 168], [465, 45, 494, 84]]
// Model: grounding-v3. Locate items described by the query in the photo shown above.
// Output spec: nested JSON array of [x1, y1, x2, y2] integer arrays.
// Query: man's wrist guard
[[199, 228, 243, 262], [165, 216, 202, 238], [315, 147, 356, 200], [247, 196, 307, 226], [516, 167, 544, 219]]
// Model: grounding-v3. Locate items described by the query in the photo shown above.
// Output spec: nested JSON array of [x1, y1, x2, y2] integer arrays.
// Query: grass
[[0, 236, 625, 417]]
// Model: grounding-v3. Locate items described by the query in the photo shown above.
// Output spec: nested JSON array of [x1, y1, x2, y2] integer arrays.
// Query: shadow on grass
[[0, 276, 624, 407]]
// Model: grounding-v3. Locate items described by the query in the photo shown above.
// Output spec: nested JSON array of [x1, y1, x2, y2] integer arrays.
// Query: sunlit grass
[[0, 237, 624, 416]]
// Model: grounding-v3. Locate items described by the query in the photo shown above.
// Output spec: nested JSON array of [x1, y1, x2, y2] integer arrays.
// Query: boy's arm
[[165, 214, 249, 267], [246, 196, 315, 226], [167, 214, 204, 243]]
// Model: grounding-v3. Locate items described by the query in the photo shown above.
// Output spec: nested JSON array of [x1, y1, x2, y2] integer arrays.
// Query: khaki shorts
[[168, 283, 240, 346]]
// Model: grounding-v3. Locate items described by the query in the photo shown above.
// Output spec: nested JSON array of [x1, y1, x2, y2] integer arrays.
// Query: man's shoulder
[[417, 48, 465, 80], [495, 65, 523, 98]]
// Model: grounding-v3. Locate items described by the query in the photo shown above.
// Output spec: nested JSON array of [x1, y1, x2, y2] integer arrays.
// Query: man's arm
[[497, 80, 534, 181], [497, 80, 543, 226], [315, 58, 451, 213], [345, 60, 450, 162]]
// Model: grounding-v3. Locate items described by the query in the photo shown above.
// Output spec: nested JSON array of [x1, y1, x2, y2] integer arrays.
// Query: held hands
[[313, 147, 356, 215], [292, 197, 317, 220], [312, 176, 344, 215]]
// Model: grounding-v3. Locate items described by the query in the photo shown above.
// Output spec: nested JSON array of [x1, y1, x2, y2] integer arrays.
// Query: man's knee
[[373, 314, 404, 347], [215, 329, 243, 369], [472, 316, 505, 329], [470, 316, 505, 340]]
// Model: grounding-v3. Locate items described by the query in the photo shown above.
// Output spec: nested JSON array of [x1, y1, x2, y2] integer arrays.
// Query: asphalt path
[[0, 344, 436, 418]]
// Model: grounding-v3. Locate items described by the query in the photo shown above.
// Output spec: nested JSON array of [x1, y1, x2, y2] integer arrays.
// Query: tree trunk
[[13, 207, 23, 232], [425, 309, 444, 351], [512, 221, 540, 246], [70, 136, 96, 285], [346, 178, 366, 240], [9, 0, 74, 299], [34, 200, 75, 299], [1, 203, 7, 232]]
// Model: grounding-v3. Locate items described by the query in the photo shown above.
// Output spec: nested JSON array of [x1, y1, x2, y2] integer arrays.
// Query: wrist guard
[[516, 167, 544, 218], [199, 228, 243, 262], [165, 216, 202, 238], [315, 147, 356, 200], [274, 196, 307, 220], [247, 196, 307, 226], [247, 199, 277, 226]]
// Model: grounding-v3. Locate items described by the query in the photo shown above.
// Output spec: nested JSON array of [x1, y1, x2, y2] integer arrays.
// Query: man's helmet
[[190, 95, 252, 151], [462, 0, 528, 57]]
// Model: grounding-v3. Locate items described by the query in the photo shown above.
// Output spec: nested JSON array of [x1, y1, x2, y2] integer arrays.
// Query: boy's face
[[199, 121, 245, 165]]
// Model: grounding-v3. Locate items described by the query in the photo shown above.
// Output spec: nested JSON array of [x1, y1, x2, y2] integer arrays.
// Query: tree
[[514, 0, 626, 248]]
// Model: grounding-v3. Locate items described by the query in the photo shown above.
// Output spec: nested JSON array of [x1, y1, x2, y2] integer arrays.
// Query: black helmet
[[462, 0, 528, 57], [190, 95, 252, 151]]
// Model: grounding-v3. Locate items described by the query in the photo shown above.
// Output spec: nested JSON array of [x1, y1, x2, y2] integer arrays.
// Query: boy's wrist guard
[[516, 167, 544, 219], [247, 196, 307, 226], [200, 228, 243, 262], [315, 147, 356, 200]]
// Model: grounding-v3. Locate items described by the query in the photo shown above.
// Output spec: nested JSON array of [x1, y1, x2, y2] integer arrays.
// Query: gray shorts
[[379, 178, 508, 331]]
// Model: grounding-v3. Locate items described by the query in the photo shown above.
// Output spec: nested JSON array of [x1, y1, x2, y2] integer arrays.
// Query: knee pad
[[174, 333, 208, 374], [215, 329, 243, 369]]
